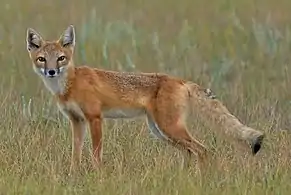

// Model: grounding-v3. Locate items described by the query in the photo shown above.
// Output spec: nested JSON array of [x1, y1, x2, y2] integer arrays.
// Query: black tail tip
[[251, 134, 264, 155]]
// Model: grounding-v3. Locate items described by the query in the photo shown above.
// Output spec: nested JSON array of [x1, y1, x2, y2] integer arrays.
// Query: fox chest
[[42, 76, 67, 95], [57, 101, 86, 121]]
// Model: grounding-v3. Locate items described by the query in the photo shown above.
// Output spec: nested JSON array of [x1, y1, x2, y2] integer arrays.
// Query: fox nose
[[48, 69, 56, 76]]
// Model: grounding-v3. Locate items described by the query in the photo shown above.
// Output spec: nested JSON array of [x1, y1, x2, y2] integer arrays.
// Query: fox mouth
[[39, 67, 65, 78]]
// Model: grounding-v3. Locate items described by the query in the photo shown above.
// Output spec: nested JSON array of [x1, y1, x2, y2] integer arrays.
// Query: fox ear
[[26, 28, 43, 52], [58, 25, 75, 50]]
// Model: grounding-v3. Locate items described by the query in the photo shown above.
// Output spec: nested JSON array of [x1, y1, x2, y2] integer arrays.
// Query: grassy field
[[1, 0, 291, 194]]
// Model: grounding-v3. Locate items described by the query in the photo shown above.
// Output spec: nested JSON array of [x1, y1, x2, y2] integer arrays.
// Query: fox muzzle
[[39, 67, 65, 78]]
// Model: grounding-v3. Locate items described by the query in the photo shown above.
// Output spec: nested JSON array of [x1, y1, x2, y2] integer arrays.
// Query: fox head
[[26, 25, 75, 78]]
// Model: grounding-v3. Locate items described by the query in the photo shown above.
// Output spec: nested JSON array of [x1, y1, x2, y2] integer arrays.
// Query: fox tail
[[185, 82, 264, 155]]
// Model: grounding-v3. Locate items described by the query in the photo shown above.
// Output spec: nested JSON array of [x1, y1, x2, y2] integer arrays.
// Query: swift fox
[[26, 25, 264, 172]]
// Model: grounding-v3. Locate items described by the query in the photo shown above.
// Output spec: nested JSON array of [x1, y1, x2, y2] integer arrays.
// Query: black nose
[[48, 69, 56, 76]]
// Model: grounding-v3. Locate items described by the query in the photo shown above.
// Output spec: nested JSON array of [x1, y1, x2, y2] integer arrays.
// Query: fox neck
[[41, 64, 75, 96]]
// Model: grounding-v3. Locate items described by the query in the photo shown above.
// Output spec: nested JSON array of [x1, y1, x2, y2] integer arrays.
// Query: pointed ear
[[58, 25, 75, 50], [26, 28, 44, 52]]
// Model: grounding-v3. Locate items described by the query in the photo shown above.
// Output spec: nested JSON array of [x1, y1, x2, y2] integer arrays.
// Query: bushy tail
[[186, 82, 264, 155]]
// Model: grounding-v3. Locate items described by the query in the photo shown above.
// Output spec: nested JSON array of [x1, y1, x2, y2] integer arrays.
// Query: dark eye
[[57, 56, 66, 61], [37, 57, 46, 62]]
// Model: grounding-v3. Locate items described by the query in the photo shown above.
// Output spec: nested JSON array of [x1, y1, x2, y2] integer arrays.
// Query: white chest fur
[[58, 101, 86, 121], [34, 66, 68, 95], [42, 76, 67, 95]]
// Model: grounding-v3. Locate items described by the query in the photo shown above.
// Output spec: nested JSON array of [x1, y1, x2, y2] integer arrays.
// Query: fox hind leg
[[146, 112, 200, 169], [146, 112, 205, 157], [148, 110, 208, 168], [146, 113, 168, 141], [152, 85, 211, 169]]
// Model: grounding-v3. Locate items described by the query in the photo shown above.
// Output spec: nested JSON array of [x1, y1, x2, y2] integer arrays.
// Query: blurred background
[[0, 0, 291, 194]]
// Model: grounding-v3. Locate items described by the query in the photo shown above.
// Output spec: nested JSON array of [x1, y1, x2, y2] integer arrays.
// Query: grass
[[0, 0, 291, 194]]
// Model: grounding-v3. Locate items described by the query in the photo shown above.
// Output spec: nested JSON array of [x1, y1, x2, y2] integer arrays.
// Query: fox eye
[[57, 56, 66, 61], [37, 57, 46, 63]]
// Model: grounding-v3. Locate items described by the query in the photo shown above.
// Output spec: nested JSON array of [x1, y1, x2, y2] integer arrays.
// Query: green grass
[[1, 0, 291, 194]]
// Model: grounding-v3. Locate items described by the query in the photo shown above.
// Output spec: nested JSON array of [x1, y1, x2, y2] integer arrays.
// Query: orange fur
[[26, 25, 265, 174]]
